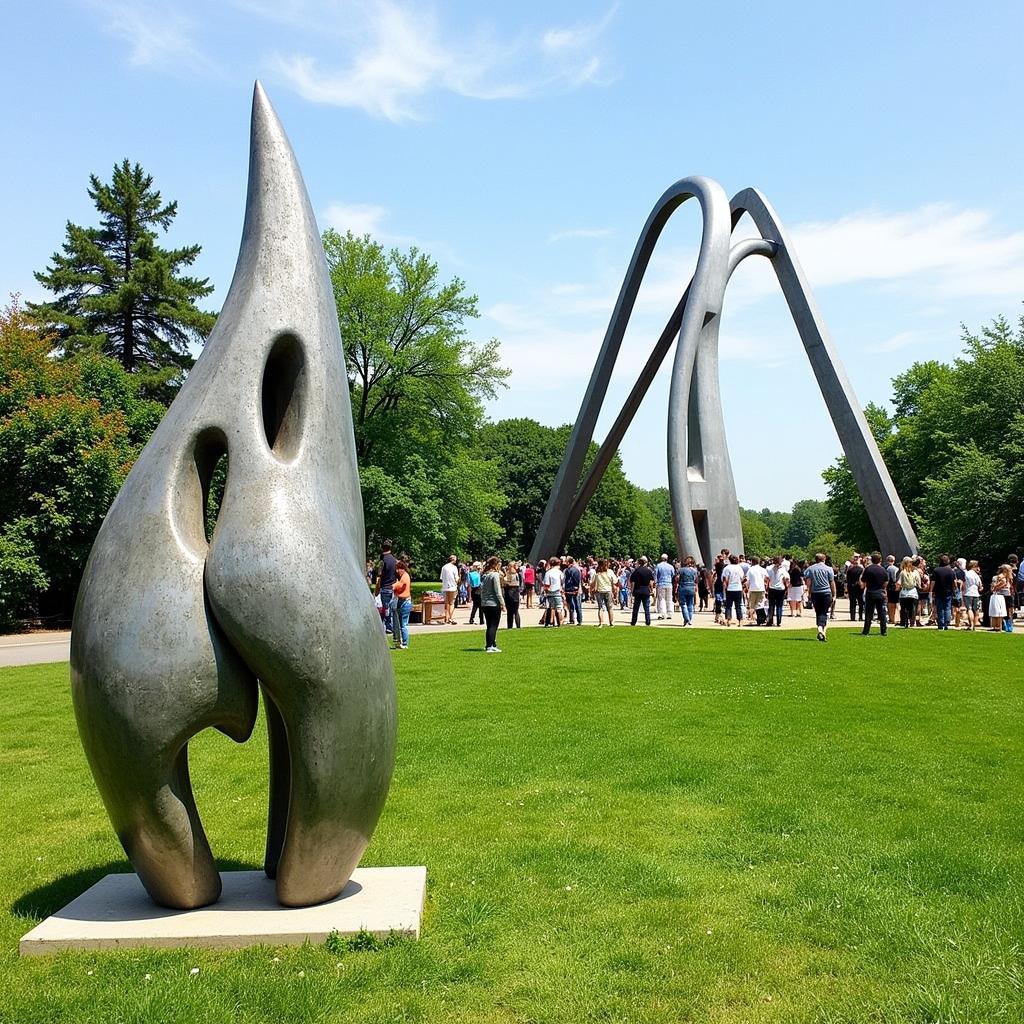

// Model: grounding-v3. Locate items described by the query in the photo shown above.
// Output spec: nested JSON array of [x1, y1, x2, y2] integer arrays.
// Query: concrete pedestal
[[19, 867, 426, 955]]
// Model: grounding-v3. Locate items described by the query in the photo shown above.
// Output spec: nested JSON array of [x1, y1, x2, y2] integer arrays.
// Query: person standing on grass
[[629, 556, 655, 626], [915, 557, 932, 626], [847, 555, 865, 621], [375, 540, 398, 636], [563, 556, 583, 625], [885, 554, 900, 623], [787, 559, 805, 617], [697, 565, 710, 612], [467, 561, 483, 625], [591, 558, 618, 627], [860, 551, 889, 636], [618, 563, 631, 610], [952, 557, 967, 628], [989, 565, 1014, 633], [503, 560, 522, 629], [721, 554, 745, 627], [744, 557, 767, 626], [897, 556, 921, 628], [480, 556, 505, 652], [655, 553, 675, 620], [676, 556, 699, 626], [713, 552, 727, 623], [932, 555, 956, 631], [440, 554, 459, 624], [805, 552, 836, 642], [765, 555, 789, 626], [390, 560, 412, 650], [963, 560, 983, 630], [543, 556, 564, 627]]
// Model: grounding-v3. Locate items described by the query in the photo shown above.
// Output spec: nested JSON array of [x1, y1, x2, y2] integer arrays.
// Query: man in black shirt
[[375, 540, 397, 635], [846, 556, 864, 621], [860, 551, 889, 636], [629, 557, 655, 626], [563, 557, 583, 625], [931, 554, 956, 630]]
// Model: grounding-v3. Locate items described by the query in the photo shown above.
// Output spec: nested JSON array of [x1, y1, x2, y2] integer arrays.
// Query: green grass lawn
[[1, 628, 1022, 1023]]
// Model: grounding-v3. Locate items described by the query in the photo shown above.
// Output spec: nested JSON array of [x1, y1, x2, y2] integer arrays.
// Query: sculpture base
[[19, 867, 427, 956]]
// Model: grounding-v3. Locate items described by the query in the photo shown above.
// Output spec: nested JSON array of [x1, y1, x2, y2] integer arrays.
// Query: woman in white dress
[[988, 565, 1012, 632]]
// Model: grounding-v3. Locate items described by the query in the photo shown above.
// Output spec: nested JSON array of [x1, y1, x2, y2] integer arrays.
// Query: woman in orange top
[[391, 560, 412, 649]]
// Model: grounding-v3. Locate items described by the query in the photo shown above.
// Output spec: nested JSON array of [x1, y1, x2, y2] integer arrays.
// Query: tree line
[[1, 161, 1020, 625]]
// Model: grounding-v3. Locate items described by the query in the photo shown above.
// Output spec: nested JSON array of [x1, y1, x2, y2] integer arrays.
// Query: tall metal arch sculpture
[[530, 177, 919, 565]]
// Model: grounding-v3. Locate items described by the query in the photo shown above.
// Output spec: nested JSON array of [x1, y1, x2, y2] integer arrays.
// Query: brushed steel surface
[[531, 178, 919, 565]]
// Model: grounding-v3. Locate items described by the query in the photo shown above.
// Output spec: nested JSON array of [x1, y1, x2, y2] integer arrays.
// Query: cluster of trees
[[0, 301, 165, 625], [739, 499, 850, 564], [824, 316, 1024, 563], [4, 158, 1019, 624]]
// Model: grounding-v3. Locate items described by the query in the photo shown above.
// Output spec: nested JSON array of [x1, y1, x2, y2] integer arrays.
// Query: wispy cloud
[[547, 227, 613, 243], [267, 1, 617, 122], [866, 330, 922, 354], [485, 198, 1024, 396], [323, 201, 390, 237], [788, 203, 1024, 297], [89, 0, 216, 74]]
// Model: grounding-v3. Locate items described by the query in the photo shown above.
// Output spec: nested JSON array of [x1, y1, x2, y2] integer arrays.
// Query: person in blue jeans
[[563, 556, 583, 625], [375, 540, 397, 635], [676, 556, 698, 625], [931, 554, 956, 630], [390, 560, 413, 649]]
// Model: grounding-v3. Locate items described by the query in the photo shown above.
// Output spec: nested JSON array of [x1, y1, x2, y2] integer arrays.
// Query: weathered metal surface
[[70, 83, 397, 910]]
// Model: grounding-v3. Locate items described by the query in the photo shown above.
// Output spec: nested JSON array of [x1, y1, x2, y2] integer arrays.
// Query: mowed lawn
[[1, 628, 1022, 1023]]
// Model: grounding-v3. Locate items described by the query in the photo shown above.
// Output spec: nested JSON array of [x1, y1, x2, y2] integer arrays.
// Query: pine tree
[[30, 160, 215, 379]]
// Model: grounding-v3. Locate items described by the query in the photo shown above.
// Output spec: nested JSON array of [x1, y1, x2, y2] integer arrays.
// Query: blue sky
[[3, 1, 1023, 511]]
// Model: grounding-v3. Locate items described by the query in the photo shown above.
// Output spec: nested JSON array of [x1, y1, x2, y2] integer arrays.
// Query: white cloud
[[89, 0, 216, 74], [323, 201, 389, 237], [787, 203, 1024, 298], [548, 227, 613, 243], [267, 1, 616, 121], [866, 330, 921, 354]]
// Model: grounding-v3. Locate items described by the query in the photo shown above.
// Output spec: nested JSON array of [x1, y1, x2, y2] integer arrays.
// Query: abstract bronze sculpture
[[531, 177, 919, 565], [71, 84, 397, 910]]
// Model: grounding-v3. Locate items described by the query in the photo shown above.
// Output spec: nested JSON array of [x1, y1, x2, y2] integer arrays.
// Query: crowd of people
[[368, 541, 1022, 650]]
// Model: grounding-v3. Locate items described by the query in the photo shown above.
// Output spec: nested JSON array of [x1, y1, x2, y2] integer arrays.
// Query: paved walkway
[[2, 603, 1016, 668], [0, 630, 74, 668]]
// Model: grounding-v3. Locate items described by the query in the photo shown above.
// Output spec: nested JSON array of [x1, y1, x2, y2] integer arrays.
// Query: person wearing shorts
[[543, 557, 564, 627], [721, 554, 745, 626], [805, 553, 836, 641], [591, 558, 617, 627], [963, 560, 982, 630]]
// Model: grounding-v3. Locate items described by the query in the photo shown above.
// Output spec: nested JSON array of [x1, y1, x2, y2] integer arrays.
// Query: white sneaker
[[492, 646, 502, 653]]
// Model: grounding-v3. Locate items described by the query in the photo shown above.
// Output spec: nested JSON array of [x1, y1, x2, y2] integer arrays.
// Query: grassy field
[[1, 628, 1022, 1023]]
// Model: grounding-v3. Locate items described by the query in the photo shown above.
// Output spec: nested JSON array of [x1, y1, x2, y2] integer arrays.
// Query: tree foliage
[[476, 419, 662, 560], [823, 312, 1024, 561], [0, 300, 165, 619], [324, 231, 509, 569], [29, 160, 215, 390]]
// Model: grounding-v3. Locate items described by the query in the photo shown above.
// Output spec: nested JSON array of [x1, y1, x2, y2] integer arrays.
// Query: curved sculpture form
[[70, 83, 397, 910], [531, 178, 918, 566]]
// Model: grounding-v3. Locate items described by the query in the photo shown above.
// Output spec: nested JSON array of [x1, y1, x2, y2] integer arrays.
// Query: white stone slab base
[[19, 867, 427, 955]]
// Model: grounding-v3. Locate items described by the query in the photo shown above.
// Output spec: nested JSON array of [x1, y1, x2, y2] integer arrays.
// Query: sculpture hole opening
[[194, 428, 229, 545], [261, 333, 306, 461]]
